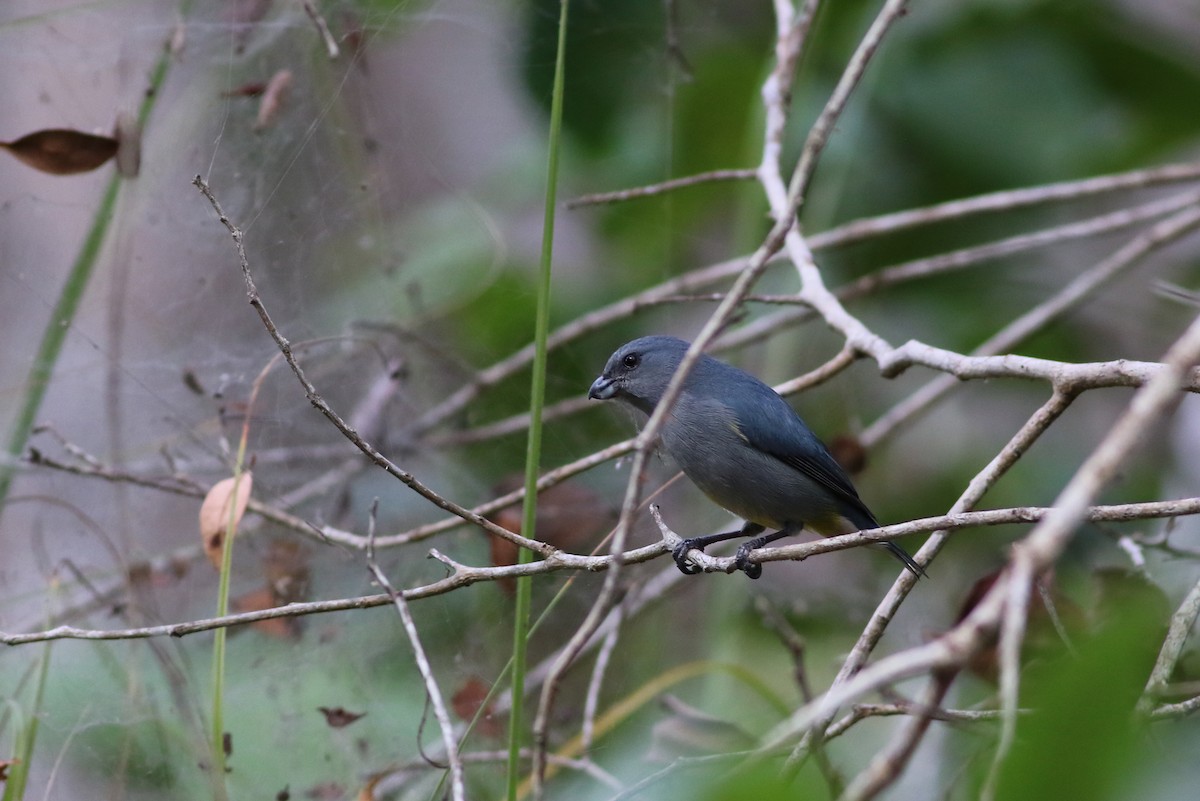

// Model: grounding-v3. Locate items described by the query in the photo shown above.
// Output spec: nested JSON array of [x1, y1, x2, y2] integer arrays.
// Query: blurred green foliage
[[989, 573, 1169, 801]]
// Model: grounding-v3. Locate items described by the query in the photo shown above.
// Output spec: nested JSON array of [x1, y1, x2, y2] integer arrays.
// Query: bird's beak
[[588, 375, 617, 400]]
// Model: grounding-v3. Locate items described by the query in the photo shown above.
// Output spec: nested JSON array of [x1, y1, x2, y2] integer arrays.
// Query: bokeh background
[[2, 0, 1200, 799]]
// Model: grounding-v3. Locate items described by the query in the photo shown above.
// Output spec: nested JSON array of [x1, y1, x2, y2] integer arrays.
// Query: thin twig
[[783, 0, 910, 209], [191, 176, 554, 558], [1140, 573, 1200, 712], [836, 676, 957, 801], [981, 559, 1033, 801], [565, 169, 757, 208], [757, 597, 845, 796], [811, 161, 1200, 250], [825, 702, 1010, 742], [655, 498, 1200, 574], [301, 0, 340, 59], [365, 499, 464, 801], [843, 190, 1200, 298], [6, 496, 1199, 647], [582, 602, 625, 751], [1150, 694, 1200, 720]]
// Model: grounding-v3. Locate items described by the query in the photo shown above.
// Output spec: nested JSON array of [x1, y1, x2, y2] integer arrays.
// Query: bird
[[587, 335, 924, 580]]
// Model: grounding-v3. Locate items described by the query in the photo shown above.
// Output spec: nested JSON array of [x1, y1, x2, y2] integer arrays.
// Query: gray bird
[[588, 335, 924, 579]]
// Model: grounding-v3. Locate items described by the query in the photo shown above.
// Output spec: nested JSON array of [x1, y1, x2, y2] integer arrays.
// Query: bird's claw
[[734, 544, 762, 580], [672, 540, 706, 575]]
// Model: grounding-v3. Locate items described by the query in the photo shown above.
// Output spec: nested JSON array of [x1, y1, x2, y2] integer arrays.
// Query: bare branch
[[836, 677, 956, 801], [6, 497, 1196, 647], [771, 309, 1200, 756], [1140, 573, 1200, 711], [863, 201, 1200, 445], [565, 168, 757, 208], [813, 161, 1200, 249], [789, 388, 1076, 767], [844, 190, 1200, 298], [365, 501, 464, 801], [301, 0, 339, 59], [1150, 694, 1200, 720], [582, 602, 624, 751], [981, 560, 1034, 801], [783, 0, 910, 208]]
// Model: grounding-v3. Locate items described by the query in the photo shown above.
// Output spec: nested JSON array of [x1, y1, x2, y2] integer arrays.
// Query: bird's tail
[[881, 541, 927, 578]]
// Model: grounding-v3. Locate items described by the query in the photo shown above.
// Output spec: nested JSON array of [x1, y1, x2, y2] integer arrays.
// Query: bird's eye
[[622, 353, 639, 369]]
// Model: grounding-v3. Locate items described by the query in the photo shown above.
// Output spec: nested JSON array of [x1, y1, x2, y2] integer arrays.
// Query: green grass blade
[[506, 1, 571, 798]]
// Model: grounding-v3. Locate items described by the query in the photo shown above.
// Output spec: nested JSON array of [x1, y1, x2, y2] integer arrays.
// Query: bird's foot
[[672, 539, 707, 575], [734, 543, 762, 580]]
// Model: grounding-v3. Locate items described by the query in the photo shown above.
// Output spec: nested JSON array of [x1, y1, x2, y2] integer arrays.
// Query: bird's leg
[[673, 522, 765, 575], [734, 525, 798, 580]]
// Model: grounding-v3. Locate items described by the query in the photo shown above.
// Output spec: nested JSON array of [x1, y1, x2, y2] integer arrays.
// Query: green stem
[[209, 442, 249, 789], [0, 18, 176, 513], [0, 173, 120, 507], [506, 1, 570, 799], [3, 624, 54, 801], [0, 21, 179, 799]]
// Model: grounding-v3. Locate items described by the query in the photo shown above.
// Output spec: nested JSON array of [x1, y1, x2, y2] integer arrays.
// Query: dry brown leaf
[[0, 128, 118, 175], [231, 587, 300, 639], [222, 81, 268, 98], [114, 112, 141, 178], [829, 434, 868, 474], [264, 538, 311, 605], [486, 478, 614, 595], [317, 706, 366, 728], [357, 775, 382, 801], [199, 472, 253, 569], [304, 782, 345, 801], [340, 10, 368, 70], [451, 676, 505, 738], [254, 70, 294, 132]]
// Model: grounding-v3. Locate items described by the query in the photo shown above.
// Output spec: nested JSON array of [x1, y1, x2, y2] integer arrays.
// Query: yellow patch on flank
[[808, 513, 858, 537]]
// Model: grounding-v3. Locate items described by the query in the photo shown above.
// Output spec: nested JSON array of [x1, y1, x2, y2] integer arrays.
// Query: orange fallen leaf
[[199, 472, 253, 569], [1, 128, 118, 175], [357, 775, 381, 801]]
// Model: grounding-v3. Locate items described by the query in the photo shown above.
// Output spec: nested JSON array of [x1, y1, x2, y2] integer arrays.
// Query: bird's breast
[[660, 405, 848, 532]]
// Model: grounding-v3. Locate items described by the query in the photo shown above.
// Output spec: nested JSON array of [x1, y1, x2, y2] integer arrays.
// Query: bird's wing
[[728, 380, 879, 527]]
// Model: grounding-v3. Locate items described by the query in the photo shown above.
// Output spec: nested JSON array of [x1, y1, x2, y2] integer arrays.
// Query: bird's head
[[588, 336, 690, 414]]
